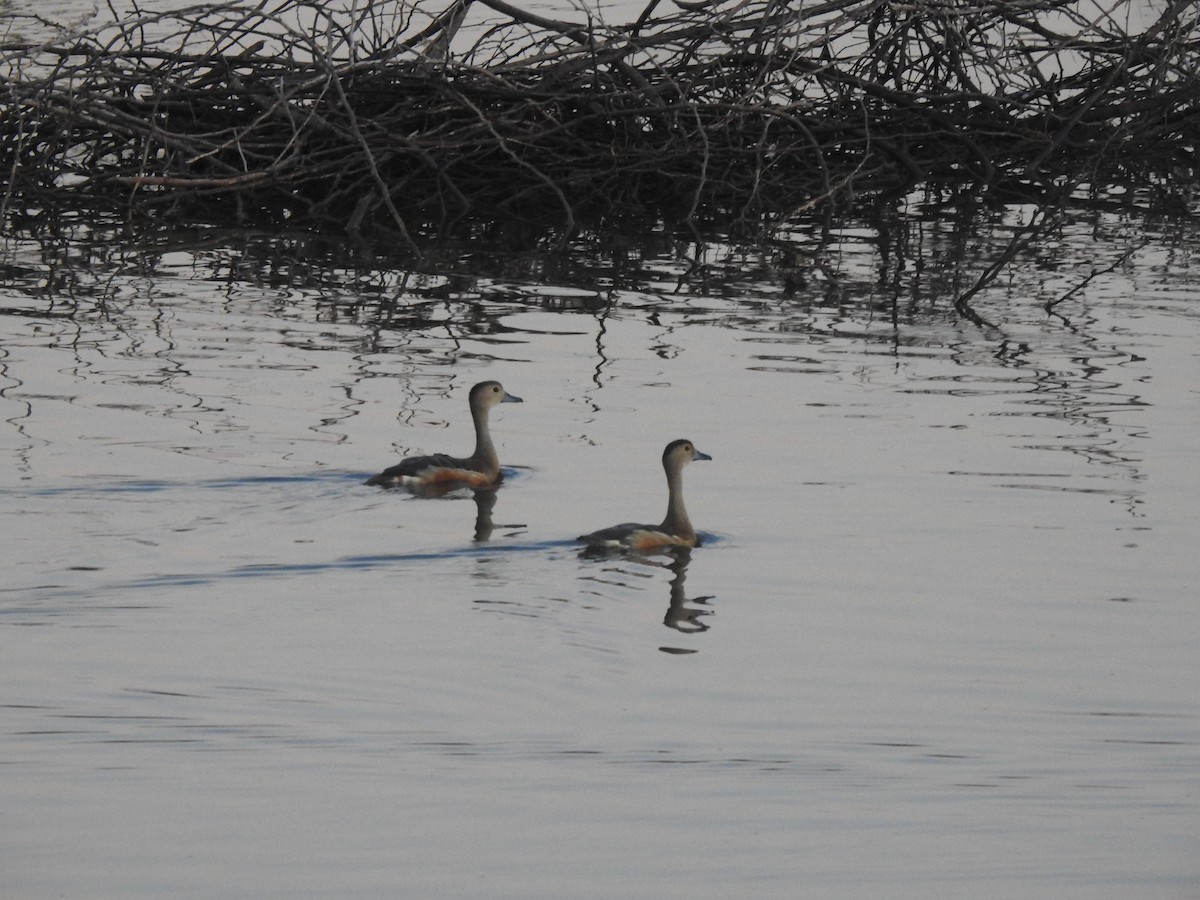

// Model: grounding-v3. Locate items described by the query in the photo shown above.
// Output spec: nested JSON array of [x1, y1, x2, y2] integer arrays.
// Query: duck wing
[[365, 453, 474, 486]]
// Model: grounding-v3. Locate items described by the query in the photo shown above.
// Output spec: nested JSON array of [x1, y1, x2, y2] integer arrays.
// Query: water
[[2, 200, 1198, 898]]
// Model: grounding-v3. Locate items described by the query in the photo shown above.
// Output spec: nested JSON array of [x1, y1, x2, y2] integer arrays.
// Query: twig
[[953, 209, 1055, 329], [1043, 240, 1145, 312]]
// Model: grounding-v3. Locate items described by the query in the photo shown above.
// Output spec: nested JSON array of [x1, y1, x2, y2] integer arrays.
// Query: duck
[[365, 380, 522, 488], [578, 439, 711, 551]]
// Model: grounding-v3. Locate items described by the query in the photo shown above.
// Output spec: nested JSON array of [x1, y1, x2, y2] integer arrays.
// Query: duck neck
[[471, 405, 499, 472], [661, 465, 694, 539]]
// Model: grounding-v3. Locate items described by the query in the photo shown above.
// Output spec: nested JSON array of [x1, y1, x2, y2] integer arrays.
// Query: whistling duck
[[578, 439, 711, 550], [366, 380, 521, 488]]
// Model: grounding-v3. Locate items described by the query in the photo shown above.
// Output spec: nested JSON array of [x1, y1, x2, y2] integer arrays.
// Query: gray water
[[2, 202, 1198, 898]]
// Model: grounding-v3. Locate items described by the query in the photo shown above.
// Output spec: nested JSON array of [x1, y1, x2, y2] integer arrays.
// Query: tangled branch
[[2, 0, 1197, 241]]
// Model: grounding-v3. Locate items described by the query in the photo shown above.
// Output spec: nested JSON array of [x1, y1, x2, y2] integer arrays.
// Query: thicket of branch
[[2, 0, 1197, 245]]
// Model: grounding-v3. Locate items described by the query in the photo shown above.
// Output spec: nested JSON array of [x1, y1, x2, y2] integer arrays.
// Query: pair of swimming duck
[[365, 380, 710, 551]]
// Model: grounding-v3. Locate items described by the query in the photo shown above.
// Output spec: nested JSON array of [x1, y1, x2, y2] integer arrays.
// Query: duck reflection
[[661, 548, 713, 637], [579, 545, 715, 652], [392, 480, 502, 543], [470, 487, 497, 542]]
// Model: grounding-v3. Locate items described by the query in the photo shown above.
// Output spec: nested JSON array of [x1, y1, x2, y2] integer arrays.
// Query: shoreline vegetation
[[0, 0, 1196, 253]]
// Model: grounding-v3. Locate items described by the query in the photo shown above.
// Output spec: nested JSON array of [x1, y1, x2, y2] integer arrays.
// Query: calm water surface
[[2, 203, 1199, 898]]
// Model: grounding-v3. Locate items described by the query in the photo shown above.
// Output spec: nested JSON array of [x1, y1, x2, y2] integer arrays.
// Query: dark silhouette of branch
[[0, 0, 1195, 236]]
